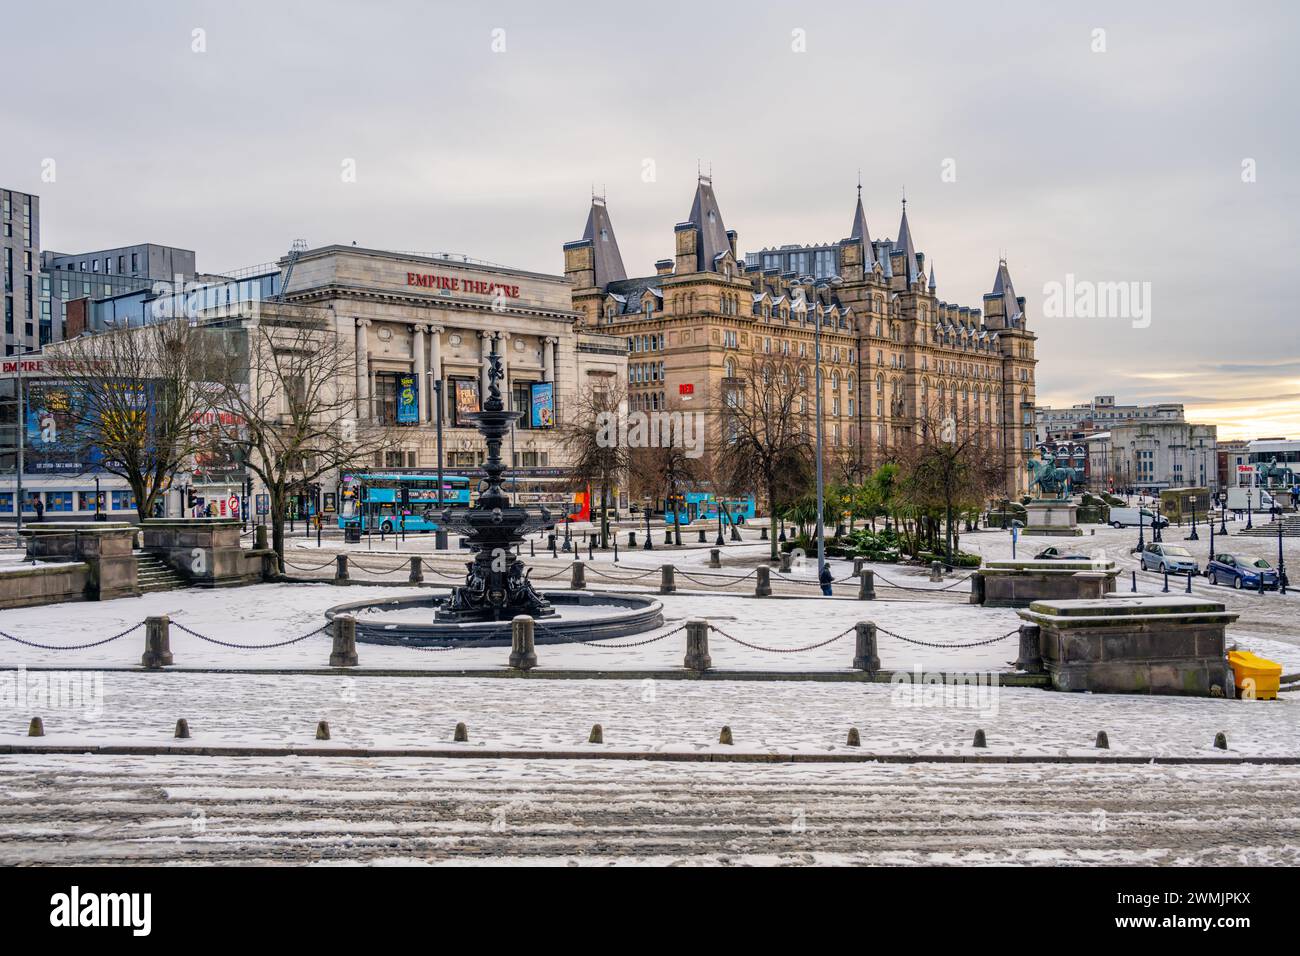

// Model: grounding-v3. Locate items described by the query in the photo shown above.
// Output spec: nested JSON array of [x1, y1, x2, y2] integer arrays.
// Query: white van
[[1108, 506, 1167, 529], [1225, 487, 1275, 512]]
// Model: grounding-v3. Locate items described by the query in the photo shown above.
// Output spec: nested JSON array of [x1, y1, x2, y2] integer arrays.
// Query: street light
[[1186, 496, 1199, 541], [812, 284, 832, 596], [1278, 502, 1289, 595], [1246, 488, 1253, 530], [642, 499, 652, 550]]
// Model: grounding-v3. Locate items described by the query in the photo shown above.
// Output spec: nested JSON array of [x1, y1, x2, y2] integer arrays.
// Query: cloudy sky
[[4, 1, 1296, 439]]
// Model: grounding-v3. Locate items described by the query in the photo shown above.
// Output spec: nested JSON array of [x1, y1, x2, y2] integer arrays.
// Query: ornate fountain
[[326, 343, 663, 647], [433, 347, 555, 622]]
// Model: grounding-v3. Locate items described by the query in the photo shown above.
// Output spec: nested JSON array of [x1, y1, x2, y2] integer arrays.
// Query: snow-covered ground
[[1, 580, 1296, 675], [1, 754, 1296, 865]]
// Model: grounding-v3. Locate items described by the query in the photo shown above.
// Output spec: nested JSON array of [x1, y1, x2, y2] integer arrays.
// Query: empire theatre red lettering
[[407, 272, 519, 299]]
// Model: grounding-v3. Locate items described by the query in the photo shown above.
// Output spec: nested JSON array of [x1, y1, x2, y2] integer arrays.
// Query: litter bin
[[344, 524, 362, 544]]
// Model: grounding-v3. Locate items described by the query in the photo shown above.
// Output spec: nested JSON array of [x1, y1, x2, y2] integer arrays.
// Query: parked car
[[1206, 553, 1279, 590], [1108, 506, 1169, 529], [1139, 543, 1200, 575], [1034, 546, 1093, 560]]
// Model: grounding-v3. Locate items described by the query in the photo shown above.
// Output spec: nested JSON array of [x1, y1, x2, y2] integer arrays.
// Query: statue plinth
[[1023, 499, 1082, 536]]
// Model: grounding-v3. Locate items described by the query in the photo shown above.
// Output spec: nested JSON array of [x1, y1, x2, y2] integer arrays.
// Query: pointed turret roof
[[849, 185, 876, 267], [686, 176, 731, 272], [990, 259, 1022, 324], [581, 197, 627, 289], [928, 260, 937, 293], [894, 199, 919, 284]]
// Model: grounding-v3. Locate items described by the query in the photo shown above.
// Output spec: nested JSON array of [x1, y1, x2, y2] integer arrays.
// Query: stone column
[[429, 325, 444, 423], [413, 323, 429, 424], [543, 335, 556, 383], [355, 319, 372, 420]]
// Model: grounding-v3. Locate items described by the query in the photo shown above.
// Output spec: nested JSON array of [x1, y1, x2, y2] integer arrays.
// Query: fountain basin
[[325, 591, 664, 647]]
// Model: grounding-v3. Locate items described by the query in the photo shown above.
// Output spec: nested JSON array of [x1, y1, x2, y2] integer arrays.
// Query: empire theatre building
[[274, 245, 626, 506]]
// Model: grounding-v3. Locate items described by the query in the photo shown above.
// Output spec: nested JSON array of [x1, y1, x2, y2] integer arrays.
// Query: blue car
[[1207, 553, 1279, 590]]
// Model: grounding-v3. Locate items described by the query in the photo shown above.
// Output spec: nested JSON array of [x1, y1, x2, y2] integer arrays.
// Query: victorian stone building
[[278, 246, 627, 503], [564, 177, 1037, 497]]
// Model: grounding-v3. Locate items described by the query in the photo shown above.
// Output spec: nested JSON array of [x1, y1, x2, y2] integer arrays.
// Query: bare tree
[[627, 413, 700, 542], [713, 356, 814, 559], [201, 305, 396, 568], [557, 382, 628, 548], [897, 410, 1006, 564], [47, 318, 212, 521]]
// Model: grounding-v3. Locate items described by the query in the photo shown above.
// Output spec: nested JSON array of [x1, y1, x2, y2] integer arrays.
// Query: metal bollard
[[929, 561, 943, 583], [708, 548, 722, 569], [857, 569, 876, 600], [588, 537, 595, 560], [779, 551, 793, 573], [335, 553, 349, 583], [1162, 570, 1169, 593], [409, 555, 424, 584], [529, 539, 535, 557], [660, 564, 676, 594], [329, 614, 358, 667], [1014, 623, 1043, 674], [628, 531, 637, 547], [141, 615, 173, 669], [760, 527, 768, 540], [697, 528, 706, 543], [570, 560, 586, 590], [509, 615, 537, 671], [852, 621, 880, 672], [1131, 570, 1137, 592], [1185, 572, 1192, 594], [755, 565, 772, 597], [684, 619, 711, 672]]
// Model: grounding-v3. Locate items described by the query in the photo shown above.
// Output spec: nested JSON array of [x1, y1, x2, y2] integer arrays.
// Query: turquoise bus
[[664, 491, 756, 526], [338, 472, 472, 533]]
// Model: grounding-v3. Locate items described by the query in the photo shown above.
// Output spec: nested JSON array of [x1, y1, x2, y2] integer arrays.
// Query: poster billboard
[[454, 379, 480, 421], [530, 382, 554, 428], [396, 374, 419, 424], [23, 380, 105, 475]]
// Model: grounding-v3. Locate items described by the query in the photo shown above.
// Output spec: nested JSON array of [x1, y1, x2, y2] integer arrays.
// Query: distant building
[[42, 243, 198, 341], [1, 187, 40, 354], [1036, 394, 1184, 443], [1086, 421, 1217, 493]]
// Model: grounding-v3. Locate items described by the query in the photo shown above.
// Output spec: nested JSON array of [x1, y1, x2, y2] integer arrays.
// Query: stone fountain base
[[326, 591, 664, 647]]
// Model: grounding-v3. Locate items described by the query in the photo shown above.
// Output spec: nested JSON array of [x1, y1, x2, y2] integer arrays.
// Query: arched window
[[724, 358, 735, 378]]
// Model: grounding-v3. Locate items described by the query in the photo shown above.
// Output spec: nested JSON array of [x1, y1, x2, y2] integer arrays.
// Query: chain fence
[[873, 624, 1020, 649], [169, 620, 331, 650], [0, 622, 144, 651]]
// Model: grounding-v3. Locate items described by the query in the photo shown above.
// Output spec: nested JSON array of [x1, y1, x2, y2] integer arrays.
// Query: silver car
[[1140, 543, 1200, 575]]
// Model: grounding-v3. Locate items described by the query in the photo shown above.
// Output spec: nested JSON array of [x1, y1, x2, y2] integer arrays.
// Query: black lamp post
[[1218, 491, 1228, 535], [642, 501, 652, 550], [1186, 498, 1199, 541], [1208, 507, 1215, 560], [562, 511, 572, 552], [1278, 504, 1288, 595], [778, 516, 787, 542], [1135, 503, 1145, 553], [1246, 488, 1253, 530], [715, 507, 724, 547]]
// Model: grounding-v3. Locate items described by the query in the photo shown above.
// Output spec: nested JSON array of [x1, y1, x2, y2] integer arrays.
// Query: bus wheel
[[381, 520, 393, 534]]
